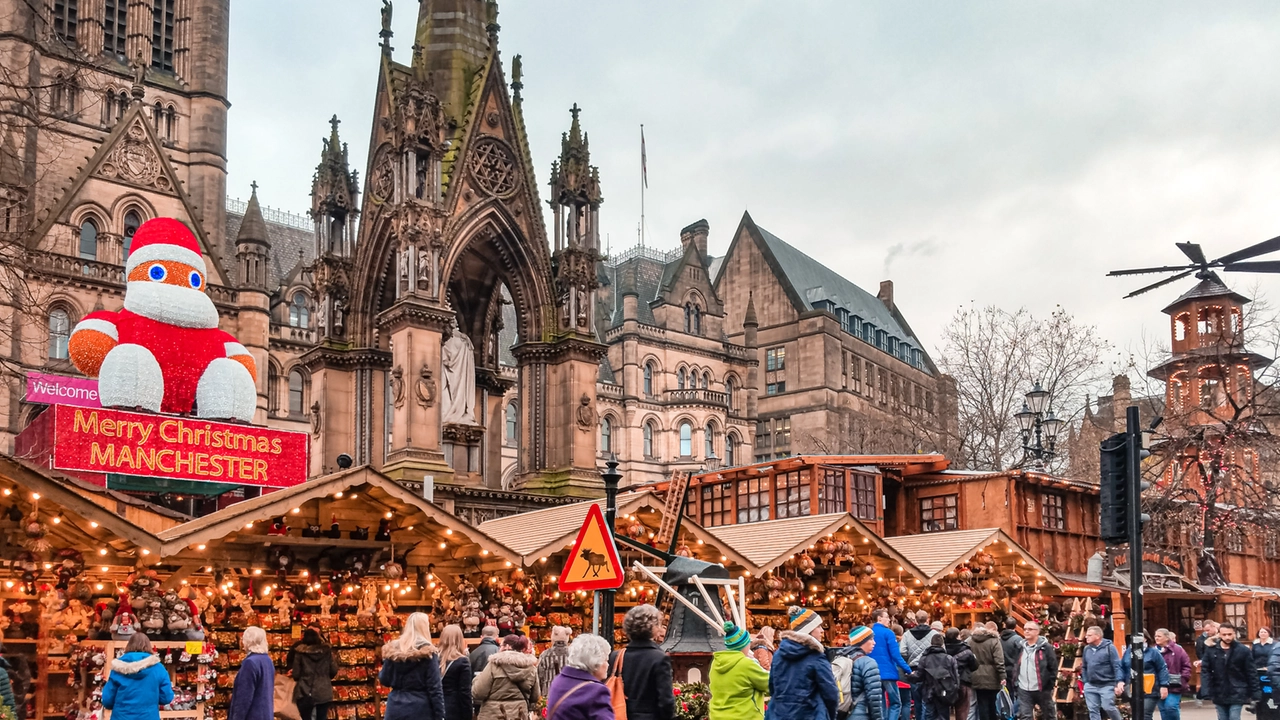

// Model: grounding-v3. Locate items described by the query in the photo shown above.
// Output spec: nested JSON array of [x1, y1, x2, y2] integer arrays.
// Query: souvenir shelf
[[73, 640, 214, 720]]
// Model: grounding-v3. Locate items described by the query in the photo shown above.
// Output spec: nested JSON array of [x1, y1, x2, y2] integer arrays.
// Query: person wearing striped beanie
[[709, 622, 771, 720], [833, 626, 885, 720], [765, 607, 839, 720]]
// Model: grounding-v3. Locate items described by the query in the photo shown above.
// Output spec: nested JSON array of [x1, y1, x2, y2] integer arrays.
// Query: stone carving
[[310, 401, 321, 437], [99, 121, 165, 190], [441, 317, 476, 425], [414, 364, 437, 409], [380, 0, 392, 36], [467, 137, 520, 198], [390, 366, 405, 408], [417, 248, 432, 287], [371, 145, 395, 202], [575, 394, 595, 430]]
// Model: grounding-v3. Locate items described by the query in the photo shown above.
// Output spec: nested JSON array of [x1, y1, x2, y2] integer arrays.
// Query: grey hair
[[1086, 626, 1104, 636], [566, 633, 611, 672], [622, 604, 662, 641], [1155, 628, 1172, 640], [242, 626, 269, 654]]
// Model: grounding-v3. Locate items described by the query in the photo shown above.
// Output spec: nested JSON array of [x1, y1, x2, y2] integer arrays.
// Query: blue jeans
[[1083, 683, 1122, 720], [1160, 693, 1181, 720], [1214, 704, 1243, 720], [883, 680, 903, 720]]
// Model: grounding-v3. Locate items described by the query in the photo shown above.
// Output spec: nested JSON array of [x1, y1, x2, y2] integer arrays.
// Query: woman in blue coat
[[379, 612, 445, 720], [765, 606, 839, 720], [102, 634, 174, 720], [229, 627, 275, 720]]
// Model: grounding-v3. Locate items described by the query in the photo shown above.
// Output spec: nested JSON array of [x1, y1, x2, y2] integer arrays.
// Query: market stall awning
[[885, 527, 1065, 591], [157, 465, 520, 571], [0, 454, 166, 555], [705, 512, 924, 577], [477, 491, 753, 568]]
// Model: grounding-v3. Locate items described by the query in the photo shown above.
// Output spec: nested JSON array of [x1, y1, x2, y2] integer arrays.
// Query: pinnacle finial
[[250, 180, 259, 195]]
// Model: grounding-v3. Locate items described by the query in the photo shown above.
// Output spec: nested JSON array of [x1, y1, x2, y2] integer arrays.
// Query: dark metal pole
[[600, 455, 621, 644], [1126, 405, 1145, 720]]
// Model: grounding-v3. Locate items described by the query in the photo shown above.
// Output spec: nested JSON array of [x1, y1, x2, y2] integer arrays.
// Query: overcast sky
[[225, 1, 1280, 375]]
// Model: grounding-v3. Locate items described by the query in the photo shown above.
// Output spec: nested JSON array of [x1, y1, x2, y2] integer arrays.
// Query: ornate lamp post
[[1014, 381, 1065, 466]]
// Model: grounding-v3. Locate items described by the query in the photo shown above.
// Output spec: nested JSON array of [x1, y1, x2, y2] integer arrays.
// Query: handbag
[[274, 675, 302, 720], [606, 650, 629, 720]]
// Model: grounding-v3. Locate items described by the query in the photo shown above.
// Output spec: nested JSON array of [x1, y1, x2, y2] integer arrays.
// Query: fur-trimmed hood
[[487, 649, 538, 669], [111, 652, 161, 675], [778, 630, 824, 655], [381, 641, 440, 662]]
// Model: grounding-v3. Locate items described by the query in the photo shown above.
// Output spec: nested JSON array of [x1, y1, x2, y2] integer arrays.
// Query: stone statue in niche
[[417, 247, 432, 289], [390, 366, 405, 408], [399, 248, 410, 293], [333, 298, 345, 334], [310, 401, 321, 436], [440, 316, 476, 425], [315, 297, 327, 333]]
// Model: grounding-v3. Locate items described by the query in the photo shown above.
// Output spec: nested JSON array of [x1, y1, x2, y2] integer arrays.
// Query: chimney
[[680, 219, 709, 258], [878, 280, 895, 311], [1112, 374, 1132, 424]]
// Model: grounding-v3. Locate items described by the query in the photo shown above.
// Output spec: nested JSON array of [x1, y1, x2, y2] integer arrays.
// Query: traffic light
[[1100, 432, 1128, 544]]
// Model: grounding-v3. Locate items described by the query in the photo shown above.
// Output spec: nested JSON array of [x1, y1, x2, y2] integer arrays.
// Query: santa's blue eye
[[189, 272, 202, 288], [148, 264, 166, 281]]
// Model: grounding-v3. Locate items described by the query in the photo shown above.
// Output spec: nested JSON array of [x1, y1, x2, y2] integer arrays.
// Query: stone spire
[[744, 291, 758, 328], [549, 104, 602, 252], [310, 115, 359, 257], [236, 182, 270, 291], [413, 0, 495, 124]]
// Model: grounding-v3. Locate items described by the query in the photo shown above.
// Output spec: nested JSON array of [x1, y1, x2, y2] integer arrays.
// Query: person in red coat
[[68, 217, 258, 422]]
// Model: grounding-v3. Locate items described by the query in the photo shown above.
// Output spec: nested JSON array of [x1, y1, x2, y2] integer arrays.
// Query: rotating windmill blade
[[1109, 234, 1280, 297]]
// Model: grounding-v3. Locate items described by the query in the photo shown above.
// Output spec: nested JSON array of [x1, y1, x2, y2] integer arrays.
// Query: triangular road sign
[[559, 504, 625, 592]]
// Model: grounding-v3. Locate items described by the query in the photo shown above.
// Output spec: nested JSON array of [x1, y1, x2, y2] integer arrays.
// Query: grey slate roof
[[224, 212, 316, 288], [754, 226, 922, 348], [1161, 273, 1251, 314]]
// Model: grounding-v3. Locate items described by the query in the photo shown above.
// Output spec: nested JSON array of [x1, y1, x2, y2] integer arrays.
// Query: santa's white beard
[[124, 281, 220, 329]]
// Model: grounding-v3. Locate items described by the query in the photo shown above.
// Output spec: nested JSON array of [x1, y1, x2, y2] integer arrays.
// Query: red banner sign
[[17, 405, 309, 488]]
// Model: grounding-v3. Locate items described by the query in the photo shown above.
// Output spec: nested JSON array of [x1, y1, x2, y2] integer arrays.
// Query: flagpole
[[640, 124, 646, 248]]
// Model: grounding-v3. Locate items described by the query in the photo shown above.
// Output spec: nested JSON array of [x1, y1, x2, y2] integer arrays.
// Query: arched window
[[684, 303, 701, 335], [679, 422, 692, 457], [117, 91, 128, 120], [290, 294, 310, 328], [704, 422, 715, 459], [701, 372, 709, 389], [505, 402, 518, 444], [48, 309, 71, 359], [78, 218, 98, 260], [726, 377, 736, 410], [123, 210, 141, 258], [643, 422, 655, 458], [600, 416, 612, 454], [267, 364, 280, 414], [288, 370, 304, 416], [726, 434, 737, 467], [677, 368, 686, 390], [153, 101, 163, 131], [643, 363, 654, 396]]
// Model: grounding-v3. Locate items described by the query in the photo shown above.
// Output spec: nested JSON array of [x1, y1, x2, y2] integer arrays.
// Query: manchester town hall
[[0, 0, 954, 522]]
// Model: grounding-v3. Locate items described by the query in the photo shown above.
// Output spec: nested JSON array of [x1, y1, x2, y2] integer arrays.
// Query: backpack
[[832, 656, 856, 714], [925, 663, 963, 707]]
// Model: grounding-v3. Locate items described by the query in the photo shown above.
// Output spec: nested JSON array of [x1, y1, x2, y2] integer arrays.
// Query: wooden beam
[[160, 564, 201, 590]]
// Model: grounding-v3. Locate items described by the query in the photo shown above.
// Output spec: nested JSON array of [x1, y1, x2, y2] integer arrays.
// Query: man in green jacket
[[710, 622, 772, 720]]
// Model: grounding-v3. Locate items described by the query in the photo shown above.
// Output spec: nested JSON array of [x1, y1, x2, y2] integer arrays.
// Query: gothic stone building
[[1, 0, 952, 521]]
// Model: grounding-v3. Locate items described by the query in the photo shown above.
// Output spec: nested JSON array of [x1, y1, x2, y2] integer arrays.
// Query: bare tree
[[934, 304, 1112, 472]]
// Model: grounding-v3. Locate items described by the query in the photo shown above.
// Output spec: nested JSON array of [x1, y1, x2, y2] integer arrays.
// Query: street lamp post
[[599, 455, 621, 642], [1014, 381, 1065, 467]]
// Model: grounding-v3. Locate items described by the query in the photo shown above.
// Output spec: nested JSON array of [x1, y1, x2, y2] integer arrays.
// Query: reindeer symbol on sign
[[580, 548, 609, 578]]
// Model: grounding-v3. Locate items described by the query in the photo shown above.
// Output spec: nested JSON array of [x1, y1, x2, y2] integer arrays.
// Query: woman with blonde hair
[[380, 613, 445, 720], [229, 627, 274, 720], [436, 625, 472, 720]]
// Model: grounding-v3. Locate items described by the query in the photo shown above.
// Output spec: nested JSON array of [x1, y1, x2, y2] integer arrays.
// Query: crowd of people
[[25, 606, 1280, 720]]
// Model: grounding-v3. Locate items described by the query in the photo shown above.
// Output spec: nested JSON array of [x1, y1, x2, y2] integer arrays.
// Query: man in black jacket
[[1196, 621, 1219, 705], [1202, 623, 1259, 720], [1000, 618, 1022, 686], [468, 625, 500, 673]]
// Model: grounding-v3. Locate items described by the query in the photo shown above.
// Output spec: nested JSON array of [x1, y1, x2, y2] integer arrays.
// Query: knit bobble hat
[[724, 622, 751, 651], [849, 625, 874, 646], [788, 605, 822, 636]]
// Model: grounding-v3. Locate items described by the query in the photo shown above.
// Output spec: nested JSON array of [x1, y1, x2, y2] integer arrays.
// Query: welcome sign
[[25, 371, 101, 408], [17, 405, 308, 488]]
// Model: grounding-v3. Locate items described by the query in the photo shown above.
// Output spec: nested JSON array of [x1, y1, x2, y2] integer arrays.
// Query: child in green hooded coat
[[710, 622, 772, 720]]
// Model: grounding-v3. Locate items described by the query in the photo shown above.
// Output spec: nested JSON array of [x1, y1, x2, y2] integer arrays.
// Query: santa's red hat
[[124, 217, 206, 276]]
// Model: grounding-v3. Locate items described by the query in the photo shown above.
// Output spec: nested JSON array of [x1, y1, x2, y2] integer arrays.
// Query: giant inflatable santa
[[67, 217, 259, 422]]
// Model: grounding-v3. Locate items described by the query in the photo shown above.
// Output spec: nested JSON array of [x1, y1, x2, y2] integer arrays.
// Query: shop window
[[78, 218, 98, 260], [1041, 492, 1066, 530], [737, 476, 770, 523], [1225, 603, 1248, 636], [288, 370, 305, 416], [700, 482, 732, 527], [774, 470, 810, 519], [600, 416, 612, 454], [505, 403, 517, 445], [643, 422, 655, 458], [643, 363, 654, 396], [679, 422, 692, 457], [851, 472, 876, 520], [920, 495, 958, 532], [48, 308, 71, 359], [819, 468, 846, 514]]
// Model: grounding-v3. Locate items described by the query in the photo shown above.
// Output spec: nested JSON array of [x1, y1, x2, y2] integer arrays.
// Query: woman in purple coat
[[545, 634, 615, 720], [229, 627, 275, 720]]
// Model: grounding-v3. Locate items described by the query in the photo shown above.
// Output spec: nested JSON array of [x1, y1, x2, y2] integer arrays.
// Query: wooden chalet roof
[[673, 454, 951, 488], [704, 512, 924, 576], [884, 528, 1064, 590], [157, 466, 519, 573], [477, 491, 753, 568]]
